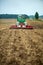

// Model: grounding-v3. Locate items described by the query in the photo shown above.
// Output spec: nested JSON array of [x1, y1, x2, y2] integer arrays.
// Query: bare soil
[[0, 19, 43, 65]]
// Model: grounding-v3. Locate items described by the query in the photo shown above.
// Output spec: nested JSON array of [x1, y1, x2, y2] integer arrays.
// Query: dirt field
[[0, 19, 43, 65]]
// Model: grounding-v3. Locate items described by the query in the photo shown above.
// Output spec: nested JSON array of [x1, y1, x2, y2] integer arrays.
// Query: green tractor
[[10, 15, 33, 29], [16, 15, 27, 27]]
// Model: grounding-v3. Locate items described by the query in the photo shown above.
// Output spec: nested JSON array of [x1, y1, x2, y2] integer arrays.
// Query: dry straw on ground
[[0, 19, 43, 65]]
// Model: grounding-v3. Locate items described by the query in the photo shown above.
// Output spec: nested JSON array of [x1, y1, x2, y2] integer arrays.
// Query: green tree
[[35, 12, 39, 19]]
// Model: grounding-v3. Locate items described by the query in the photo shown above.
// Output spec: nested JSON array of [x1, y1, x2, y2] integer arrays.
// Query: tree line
[[0, 12, 39, 19]]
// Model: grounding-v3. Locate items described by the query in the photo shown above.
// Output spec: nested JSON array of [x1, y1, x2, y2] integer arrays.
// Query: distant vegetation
[[0, 14, 29, 19], [0, 14, 43, 19], [0, 14, 18, 19], [35, 12, 39, 19]]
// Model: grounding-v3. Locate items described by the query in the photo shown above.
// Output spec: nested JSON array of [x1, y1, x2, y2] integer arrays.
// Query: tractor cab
[[16, 15, 27, 27]]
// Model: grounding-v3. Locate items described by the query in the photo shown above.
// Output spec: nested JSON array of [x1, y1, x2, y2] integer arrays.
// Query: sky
[[0, 0, 43, 15]]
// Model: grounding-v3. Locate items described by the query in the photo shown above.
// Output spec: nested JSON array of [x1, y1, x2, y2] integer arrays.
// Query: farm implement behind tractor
[[10, 15, 33, 29]]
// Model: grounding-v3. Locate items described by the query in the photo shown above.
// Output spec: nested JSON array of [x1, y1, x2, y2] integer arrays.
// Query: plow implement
[[10, 24, 33, 29]]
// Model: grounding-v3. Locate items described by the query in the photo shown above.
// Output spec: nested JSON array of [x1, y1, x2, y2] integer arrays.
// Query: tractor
[[10, 15, 33, 29]]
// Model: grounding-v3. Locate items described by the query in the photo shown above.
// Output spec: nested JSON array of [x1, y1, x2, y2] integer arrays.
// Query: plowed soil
[[0, 19, 43, 65]]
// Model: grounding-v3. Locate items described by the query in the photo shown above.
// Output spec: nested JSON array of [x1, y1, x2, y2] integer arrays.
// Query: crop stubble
[[0, 19, 43, 65]]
